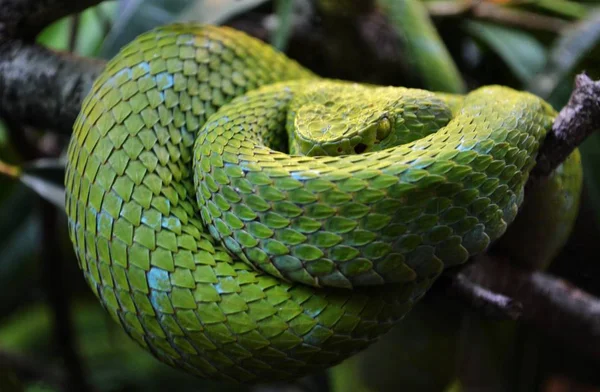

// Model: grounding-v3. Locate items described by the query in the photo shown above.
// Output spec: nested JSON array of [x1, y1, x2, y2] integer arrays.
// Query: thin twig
[[472, 2, 568, 33], [425, 0, 568, 33]]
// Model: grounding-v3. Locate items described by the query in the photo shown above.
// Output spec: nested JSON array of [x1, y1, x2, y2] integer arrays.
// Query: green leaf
[[527, 10, 600, 100], [37, 3, 116, 56], [36, 18, 69, 50], [531, 0, 588, 19], [76, 3, 118, 56], [271, 0, 295, 51], [378, 0, 466, 93], [177, 0, 270, 25], [101, 0, 192, 58], [464, 20, 547, 84]]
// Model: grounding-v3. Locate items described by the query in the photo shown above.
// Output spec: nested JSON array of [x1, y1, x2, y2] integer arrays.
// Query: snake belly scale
[[65, 24, 555, 382]]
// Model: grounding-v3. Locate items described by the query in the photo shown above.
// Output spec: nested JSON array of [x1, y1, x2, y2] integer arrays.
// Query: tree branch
[[0, 43, 105, 135], [533, 73, 600, 177], [0, 0, 106, 135], [458, 254, 600, 361], [0, 0, 102, 40]]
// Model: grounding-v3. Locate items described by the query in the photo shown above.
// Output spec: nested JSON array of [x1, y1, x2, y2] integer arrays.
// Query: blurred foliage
[[0, 0, 600, 391], [0, 301, 245, 392], [381, 0, 466, 93]]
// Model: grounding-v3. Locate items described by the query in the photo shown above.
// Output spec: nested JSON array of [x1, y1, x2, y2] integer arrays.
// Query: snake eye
[[377, 116, 391, 141]]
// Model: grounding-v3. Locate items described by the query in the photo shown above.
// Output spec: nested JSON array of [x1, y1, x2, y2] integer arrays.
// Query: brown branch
[[533, 73, 600, 177], [458, 254, 600, 361]]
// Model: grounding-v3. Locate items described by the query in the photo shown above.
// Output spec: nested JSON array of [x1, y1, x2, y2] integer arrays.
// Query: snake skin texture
[[65, 24, 557, 382]]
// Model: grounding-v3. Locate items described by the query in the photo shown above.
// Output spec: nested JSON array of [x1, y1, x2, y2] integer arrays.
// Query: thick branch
[[0, 0, 106, 134], [0, 0, 102, 39], [459, 254, 600, 361], [533, 73, 600, 176], [0, 42, 105, 135]]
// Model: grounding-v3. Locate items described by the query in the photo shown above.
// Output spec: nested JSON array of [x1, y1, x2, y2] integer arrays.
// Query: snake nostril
[[354, 143, 367, 154]]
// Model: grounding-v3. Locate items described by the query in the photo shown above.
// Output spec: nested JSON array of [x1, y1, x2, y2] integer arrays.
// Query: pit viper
[[65, 24, 569, 383]]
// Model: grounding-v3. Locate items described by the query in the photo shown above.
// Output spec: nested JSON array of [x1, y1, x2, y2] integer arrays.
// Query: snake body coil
[[65, 25, 556, 382]]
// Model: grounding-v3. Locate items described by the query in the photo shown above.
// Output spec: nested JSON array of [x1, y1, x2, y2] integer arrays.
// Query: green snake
[[65, 24, 568, 383]]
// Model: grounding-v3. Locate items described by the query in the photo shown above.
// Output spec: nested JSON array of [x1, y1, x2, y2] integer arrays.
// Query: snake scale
[[65, 24, 560, 383]]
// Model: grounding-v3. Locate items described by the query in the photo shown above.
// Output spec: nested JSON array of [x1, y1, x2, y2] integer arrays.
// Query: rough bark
[[0, 0, 106, 134], [0, 43, 105, 134], [534, 74, 600, 177]]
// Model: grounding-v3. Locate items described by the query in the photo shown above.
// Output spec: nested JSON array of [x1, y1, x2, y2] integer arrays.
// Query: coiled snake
[[65, 24, 563, 382]]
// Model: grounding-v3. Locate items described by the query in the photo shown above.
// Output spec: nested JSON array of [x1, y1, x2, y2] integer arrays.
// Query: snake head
[[288, 82, 454, 157]]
